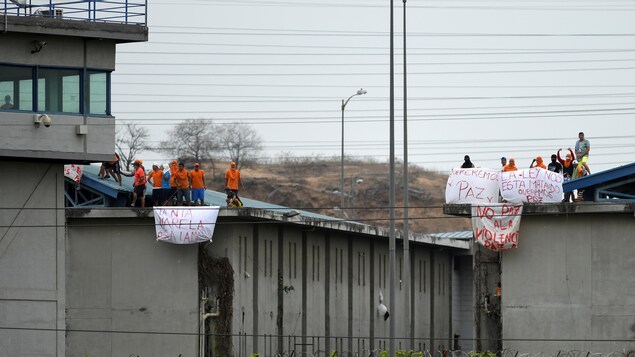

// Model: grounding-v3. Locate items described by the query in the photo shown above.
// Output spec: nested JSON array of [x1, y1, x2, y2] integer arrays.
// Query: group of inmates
[[460, 132, 592, 202], [99, 155, 244, 208]]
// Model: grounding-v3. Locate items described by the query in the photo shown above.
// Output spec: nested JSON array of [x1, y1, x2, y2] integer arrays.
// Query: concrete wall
[[501, 212, 635, 353], [66, 217, 199, 357], [0, 161, 65, 356], [207, 221, 457, 356], [0, 32, 117, 69], [0, 112, 116, 161]]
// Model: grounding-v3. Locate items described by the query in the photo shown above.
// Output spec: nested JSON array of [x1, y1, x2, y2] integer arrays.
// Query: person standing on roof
[[127, 160, 146, 208], [558, 148, 577, 202], [173, 162, 191, 206], [530, 156, 547, 169], [573, 132, 591, 178], [190, 162, 207, 206], [500, 157, 507, 170], [148, 163, 164, 206], [503, 157, 518, 172], [168, 160, 178, 205], [225, 161, 244, 204], [161, 163, 172, 205], [547, 154, 563, 174], [460, 155, 475, 168]]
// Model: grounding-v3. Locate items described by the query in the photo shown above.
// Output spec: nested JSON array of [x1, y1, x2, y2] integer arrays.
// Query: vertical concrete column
[[324, 233, 331, 354], [301, 231, 308, 355], [252, 224, 259, 353], [277, 225, 284, 354], [473, 246, 501, 352]]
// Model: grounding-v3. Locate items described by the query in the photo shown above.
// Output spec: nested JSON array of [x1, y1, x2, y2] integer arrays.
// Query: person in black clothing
[[461, 155, 475, 168], [547, 154, 563, 174]]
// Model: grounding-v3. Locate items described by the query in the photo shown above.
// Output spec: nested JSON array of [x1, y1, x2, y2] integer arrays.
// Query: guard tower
[[0, 2, 147, 355]]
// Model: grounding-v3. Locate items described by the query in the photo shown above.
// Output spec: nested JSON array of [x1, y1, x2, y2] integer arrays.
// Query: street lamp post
[[402, 0, 412, 349], [341, 88, 367, 219]]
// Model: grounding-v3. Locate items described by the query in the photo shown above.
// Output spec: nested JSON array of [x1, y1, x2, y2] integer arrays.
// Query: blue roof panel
[[563, 162, 635, 192]]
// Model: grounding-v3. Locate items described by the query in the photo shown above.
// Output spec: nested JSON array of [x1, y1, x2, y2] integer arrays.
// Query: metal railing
[[2, 0, 147, 25]]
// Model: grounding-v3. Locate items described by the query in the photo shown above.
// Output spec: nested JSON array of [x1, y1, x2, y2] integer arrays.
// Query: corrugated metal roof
[[563, 162, 635, 192], [426, 231, 473, 240]]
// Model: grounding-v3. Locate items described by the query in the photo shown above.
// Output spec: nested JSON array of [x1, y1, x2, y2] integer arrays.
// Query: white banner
[[64, 164, 83, 184], [471, 204, 523, 252], [445, 168, 500, 204], [154, 206, 220, 244], [500, 168, 563, 203]]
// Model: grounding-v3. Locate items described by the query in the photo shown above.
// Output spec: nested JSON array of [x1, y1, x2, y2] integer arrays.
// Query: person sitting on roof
[[226, 190, 243, 207], [98, 153, 122, 186]]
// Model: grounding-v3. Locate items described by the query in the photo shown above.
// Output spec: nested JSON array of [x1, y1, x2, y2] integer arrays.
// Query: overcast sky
[[113, 0, 635, 175]]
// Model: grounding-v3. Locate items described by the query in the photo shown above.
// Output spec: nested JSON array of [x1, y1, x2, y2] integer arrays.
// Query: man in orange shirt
[[503, 157, 518, 172], [173, 162, 191, 206], [190, 162, 207, 206], [126, 160, 146, 208], [225, 161, 244, 204], [167, 160, 178, 205], [148, 163, 164, 206]]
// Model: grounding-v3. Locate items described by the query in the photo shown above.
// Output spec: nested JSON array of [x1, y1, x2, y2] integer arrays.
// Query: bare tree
[[115, 123, 149, 172], [158, 119, 220, 177], [218, 122, 263, 169]]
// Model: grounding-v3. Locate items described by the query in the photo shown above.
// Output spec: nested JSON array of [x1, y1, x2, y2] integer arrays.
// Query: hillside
[[210, 158, 470, 234]]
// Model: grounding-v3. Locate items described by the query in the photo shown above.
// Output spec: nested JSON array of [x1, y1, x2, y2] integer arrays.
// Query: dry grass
[[207, 159, 470, 234]]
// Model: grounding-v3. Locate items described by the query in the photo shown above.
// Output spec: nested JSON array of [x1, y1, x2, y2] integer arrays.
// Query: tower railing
[[3, 0, 147, 25]]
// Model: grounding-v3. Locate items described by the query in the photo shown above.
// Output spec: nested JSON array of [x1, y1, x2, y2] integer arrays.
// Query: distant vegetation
[[236, 156, 470, 234]]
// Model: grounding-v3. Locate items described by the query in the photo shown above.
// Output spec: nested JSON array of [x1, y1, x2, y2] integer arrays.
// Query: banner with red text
[[471, 204, 523, 252], [64, 164, 83, 184], [445, 168, 500, 204], [153, 206, 220, 244], [500, 168, 563, 203]]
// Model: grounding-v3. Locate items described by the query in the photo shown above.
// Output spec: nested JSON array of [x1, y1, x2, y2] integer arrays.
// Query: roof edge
[[65, 207, 471, 250]]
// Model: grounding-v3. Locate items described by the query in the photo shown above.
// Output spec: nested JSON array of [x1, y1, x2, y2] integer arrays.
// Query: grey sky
[[113, 0, 635, 175]]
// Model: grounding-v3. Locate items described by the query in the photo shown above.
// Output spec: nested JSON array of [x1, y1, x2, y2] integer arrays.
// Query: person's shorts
[[134, 184, 146, 197], [105, 161, 121, 174], [177, 188, 191, 203], [192, 188, 205, 202], [158, 188, 169, 202], [151, 187, 162, 202], [169, 187, 177, 201]]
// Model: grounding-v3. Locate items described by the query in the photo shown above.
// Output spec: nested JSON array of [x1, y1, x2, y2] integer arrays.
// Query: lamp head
[[357, 88, 367, 95]]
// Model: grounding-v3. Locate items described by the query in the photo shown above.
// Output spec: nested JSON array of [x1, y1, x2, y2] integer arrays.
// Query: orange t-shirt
[[169, 164, 178, 187], [150, 170, 163, 188], [503, 164, 517, 172], [190, 170, 205, 189], [134, 167, 146, 186], [225, 169, 241, 190], [173, 169, 190, 189]]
